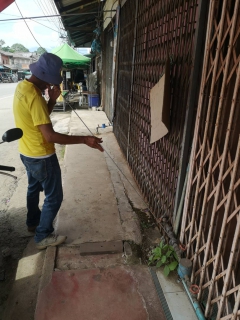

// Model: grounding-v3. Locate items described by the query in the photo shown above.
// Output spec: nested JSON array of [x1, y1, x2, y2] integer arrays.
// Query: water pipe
[[173, 164, 189, 235], [96, 123, 112, 133], [182, 277, 206, 320], [178, 259, 206, 320]]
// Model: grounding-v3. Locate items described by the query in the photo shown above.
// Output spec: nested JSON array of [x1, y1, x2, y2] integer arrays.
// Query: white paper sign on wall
[[150, 59, 170, 144]]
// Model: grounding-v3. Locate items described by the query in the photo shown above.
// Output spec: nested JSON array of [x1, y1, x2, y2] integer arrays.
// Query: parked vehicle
[[0, 128, 23, 179], [0, 72, 18, 83], [18, 71, 31, 81]]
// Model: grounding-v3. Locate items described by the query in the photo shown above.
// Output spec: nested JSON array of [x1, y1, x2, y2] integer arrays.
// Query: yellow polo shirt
[[13, 80, 55, 157]]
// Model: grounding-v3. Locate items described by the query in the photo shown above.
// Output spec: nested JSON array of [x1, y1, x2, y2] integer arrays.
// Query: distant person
[[67, 79, 73, 91], [81, 80, 88, 92], [13, 53, 104, 250]]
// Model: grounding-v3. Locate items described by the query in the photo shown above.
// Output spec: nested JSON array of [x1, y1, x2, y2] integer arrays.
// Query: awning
[[3, 64, 18, 70], [52, 43, 90, 69], [0, 0, 15, 12], [53, 0, 105, 47]]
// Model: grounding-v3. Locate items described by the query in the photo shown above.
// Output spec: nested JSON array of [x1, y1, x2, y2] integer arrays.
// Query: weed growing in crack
[[148, 241, 179, 276]]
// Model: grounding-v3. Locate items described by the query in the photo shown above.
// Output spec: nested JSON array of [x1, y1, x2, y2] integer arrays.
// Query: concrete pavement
[[3, 109, 197, 320], [35, 109, 166, 319]]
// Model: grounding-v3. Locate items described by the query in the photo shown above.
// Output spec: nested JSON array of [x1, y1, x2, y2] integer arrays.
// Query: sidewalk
[[3, 110, 198, 320]]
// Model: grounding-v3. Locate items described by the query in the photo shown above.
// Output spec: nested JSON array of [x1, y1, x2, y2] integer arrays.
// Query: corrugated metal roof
[[0, 50, 13, 56], [54, 0, 105, 47]]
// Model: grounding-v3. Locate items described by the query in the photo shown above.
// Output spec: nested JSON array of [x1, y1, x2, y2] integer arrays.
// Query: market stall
[[51, 43, 91, 110]]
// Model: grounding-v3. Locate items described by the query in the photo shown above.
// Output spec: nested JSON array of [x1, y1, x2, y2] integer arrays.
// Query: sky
[[0, 0, 90, 54]]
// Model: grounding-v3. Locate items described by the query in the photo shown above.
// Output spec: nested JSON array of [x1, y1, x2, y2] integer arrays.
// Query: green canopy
[[51, 43, 90, 69]]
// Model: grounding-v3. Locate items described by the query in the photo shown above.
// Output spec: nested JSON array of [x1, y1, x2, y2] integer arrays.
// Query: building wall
[[12, 56, 31, 69], [0, 53, 10, 65], [0, 51, 32, 69]]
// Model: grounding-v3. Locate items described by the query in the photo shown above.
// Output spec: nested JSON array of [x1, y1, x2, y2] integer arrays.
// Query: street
[[0, 82, 23, 206], [0, 83, 18, 132], [0, 82, 23, 205], [0, 82, 17, 100]]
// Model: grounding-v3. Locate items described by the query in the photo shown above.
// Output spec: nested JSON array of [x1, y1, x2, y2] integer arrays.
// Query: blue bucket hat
[[29, 53, 63, 85]]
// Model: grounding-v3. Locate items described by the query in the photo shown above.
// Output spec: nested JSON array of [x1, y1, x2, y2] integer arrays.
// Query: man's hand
[[84, 136, 104, 152], [47, 85, 61, 102], [38, 124, 104, 151]]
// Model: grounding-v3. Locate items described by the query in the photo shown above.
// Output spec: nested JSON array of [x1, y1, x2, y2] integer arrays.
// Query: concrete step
[[35, 247, 167, 320]]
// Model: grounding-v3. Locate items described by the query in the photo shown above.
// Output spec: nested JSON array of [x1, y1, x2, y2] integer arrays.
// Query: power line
[[49, 0, 64, 31], [34, 0, 60, 31], [36, 0, 62, 32], [0, 19, 62, 28], [0, 11, 61, 33], [29, 18, 59, 33], [14, 0, 44, 50], [0, 11, 115, 22]]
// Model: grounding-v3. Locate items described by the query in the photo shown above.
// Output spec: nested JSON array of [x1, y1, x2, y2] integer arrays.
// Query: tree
[[0, 39, 5, 48], [36, 47, 47, 55], [11, 43, 29, 52], [1, 46, 14, 53]]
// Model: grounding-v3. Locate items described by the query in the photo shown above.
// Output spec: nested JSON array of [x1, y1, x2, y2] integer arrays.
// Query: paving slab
[[35, 265, 166, 320], [156, 269, 198, 320], [79, 240, 123, 255], [56, 142, 124, 245], [56, 247, 125, 270], [56, 110, 143, 246]]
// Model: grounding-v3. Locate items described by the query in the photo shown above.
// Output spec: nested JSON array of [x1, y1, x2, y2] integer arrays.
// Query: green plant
[[148, 241, 179, 276]]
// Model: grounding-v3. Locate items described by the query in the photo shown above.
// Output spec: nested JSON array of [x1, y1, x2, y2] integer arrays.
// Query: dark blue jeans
[[20, 154, 63, 243]]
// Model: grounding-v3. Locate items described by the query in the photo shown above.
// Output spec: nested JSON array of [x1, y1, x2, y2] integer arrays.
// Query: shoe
[[36, 234, 67, 250], [28, 226, 38, 232]]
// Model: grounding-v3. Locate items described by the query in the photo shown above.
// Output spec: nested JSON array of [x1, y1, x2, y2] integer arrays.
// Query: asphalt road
[[0, 82, 22, 206], [0, 82, 18, 133], [0, 82, 20, 175]]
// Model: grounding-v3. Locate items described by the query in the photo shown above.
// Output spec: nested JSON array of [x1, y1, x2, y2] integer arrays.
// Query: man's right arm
[[38, 123, 104, 152]]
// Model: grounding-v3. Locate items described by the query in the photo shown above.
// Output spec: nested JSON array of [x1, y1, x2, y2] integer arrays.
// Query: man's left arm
[[47, 85, 61, 114]]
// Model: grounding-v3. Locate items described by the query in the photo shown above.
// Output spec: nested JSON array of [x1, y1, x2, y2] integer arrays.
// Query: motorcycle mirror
[[2, 128, 23, 143]]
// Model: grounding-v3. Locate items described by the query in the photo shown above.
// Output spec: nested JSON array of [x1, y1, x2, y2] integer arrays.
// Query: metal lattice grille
[[114, 0, 136, 156], [180, 0, 240, 318], [114, 0, 199, 223]]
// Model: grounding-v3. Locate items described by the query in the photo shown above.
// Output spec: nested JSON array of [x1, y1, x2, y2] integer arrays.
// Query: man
[[13, 53, 103, 250]]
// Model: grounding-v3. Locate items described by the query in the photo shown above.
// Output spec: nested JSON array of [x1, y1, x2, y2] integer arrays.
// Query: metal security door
[[114, 0, 200, 224], [180, 1, 240, 318]]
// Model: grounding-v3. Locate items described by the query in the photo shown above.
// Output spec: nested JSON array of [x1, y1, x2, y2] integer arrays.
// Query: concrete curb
[[37, 247, 56, 296], [3, 239, 45, 320]]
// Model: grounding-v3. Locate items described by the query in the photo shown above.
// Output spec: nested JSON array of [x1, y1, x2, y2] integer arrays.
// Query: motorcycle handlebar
[[0, 165, 15, 172]]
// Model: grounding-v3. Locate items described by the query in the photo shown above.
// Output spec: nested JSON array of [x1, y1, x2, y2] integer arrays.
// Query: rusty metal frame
[[114, 0, 200, 225], [180, 0, 240, 318], [173, 0, 209, 224]]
